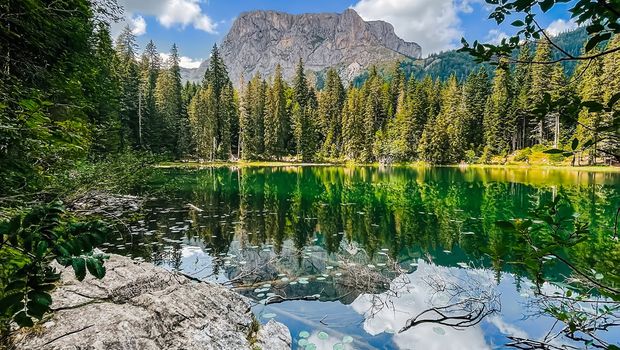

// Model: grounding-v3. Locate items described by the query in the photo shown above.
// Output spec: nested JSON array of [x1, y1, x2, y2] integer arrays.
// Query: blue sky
[[113, 0, 579, 68]]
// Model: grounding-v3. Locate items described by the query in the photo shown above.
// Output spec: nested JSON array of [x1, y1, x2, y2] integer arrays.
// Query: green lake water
[[103, 166, 620, 349]]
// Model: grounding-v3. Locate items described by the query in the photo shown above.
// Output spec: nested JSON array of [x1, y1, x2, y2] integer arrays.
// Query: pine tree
[[89, 22, 121, 155], [510, 45, 534, 150], [291, 58, 317, 161], [441, 75, 466, 162], [188, 86, 216, 160], [462, 67, 490, 151], [155, 44, 187, 158], [341, 87, 364, 160], [318, 68, 345, 157], [139, 40, 161, 151], [115, 26, 140, 149], [202, 44, 236, 159], [418, 114, 451, 164], [530, 40, 553, 144], [483, 65, 512, 157], [293, 58, 309, 109], [264, 65, 289, 159], [575, 52, 606, 164]]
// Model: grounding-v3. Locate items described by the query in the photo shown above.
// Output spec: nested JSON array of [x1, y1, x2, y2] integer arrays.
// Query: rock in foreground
[[12, 255, 291, 350]]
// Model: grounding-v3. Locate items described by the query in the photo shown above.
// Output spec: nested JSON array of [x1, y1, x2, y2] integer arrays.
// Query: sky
[[111, 0, 580, 68]]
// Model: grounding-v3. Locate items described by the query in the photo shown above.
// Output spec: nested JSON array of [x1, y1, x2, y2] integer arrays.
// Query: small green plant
[[0, 202, 109, 330], [513, 148, 532, 162], [464, 150, 477, 164]]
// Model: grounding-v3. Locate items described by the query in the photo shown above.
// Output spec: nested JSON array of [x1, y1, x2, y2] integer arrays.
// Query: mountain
[[181, 9, 421, 85], [351, 27, 589, 86]]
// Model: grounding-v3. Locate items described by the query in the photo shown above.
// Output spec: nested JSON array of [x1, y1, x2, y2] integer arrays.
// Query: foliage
[[0, 203, 109, 331], [496, 196, 620, 348], [459, 0, 620, 65], [459, 1, 620, 162]]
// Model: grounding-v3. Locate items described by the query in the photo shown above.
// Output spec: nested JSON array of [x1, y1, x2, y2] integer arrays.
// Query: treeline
[[185, 37, 619, 164]]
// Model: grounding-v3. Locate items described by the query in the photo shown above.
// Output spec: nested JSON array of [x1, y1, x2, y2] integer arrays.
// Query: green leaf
[[511, 20, 525, 26], [540, 0, 554, 12], [27, 291, 52, 307], [496, 221, 515, 231], [581, 100, 605, 112], [36, 240, 48, 258], [0, 293, 24, 314], [72, 257, 86, 281], [543, 149, 565, 154], [608, 92, 620, 108], [86, 258, 106, 279], [14, 311, 34, 327], [26, 301, 49, 319], [585, 32, 611, 52], [571, 138, 579, 151], [4, 280, 27, 292]]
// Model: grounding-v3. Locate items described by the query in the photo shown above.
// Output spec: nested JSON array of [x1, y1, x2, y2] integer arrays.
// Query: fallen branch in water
[[264, 294, 321, 305]]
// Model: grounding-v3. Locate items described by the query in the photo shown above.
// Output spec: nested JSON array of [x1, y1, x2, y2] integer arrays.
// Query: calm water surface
[[103, 166, 620, 350]]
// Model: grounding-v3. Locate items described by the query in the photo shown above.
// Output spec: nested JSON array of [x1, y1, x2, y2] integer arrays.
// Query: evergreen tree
[[188, 86, 216, 160], [155, 44, 187, 158], [202, 44, 236, 159], [462, 67, 490, 151], [341, 87, 364, 160], [115, 26, 140, 149], [139, 40, 161, 151], [575, 55, 605, 164], [265, 65, 289, 159], [510, 45, 534, 150], [318, 68, 345, 157], [530, 40, 553, 144], [483, 65, 512, 158], [442, 75, 467, 161], [89, 23, 121, 155]]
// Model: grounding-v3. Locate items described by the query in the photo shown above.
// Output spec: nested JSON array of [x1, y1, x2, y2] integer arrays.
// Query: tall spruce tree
[[155, 44, 187, 158], [483, 65, 512, 158], [90, 23, 121, 155], [318, 68, 345, 157], [264, 65, 289, 159], [462, 67, 490, 151], [530, 40, 553, 144], [115, 26, 140, 149], [139, 40, 161, 151]]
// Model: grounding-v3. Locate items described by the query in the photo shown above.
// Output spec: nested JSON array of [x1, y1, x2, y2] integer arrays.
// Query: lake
[[102, 166, 620, 350]]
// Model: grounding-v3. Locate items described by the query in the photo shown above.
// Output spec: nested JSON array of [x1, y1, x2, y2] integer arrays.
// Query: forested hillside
[[1, 0, 617, 198]]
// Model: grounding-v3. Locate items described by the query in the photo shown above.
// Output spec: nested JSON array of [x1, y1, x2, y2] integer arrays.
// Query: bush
[[514, 148, 532, 162], [0, 203, 109, 333], [464, 150, 477, 164], [480, 146, 493, 164]]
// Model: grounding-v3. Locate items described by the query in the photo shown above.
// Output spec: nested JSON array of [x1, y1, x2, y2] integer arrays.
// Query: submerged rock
[[12, 255, 291, 350]]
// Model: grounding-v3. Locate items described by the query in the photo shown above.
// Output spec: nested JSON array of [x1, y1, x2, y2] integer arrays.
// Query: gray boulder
[[11, 255, 291, 350]]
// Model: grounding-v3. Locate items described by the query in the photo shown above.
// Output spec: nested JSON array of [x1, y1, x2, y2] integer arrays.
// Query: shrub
[[0, 202, 109, 332]]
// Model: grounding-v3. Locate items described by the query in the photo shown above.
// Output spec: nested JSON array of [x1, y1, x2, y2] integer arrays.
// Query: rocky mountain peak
[[181, 9, 421, 86]]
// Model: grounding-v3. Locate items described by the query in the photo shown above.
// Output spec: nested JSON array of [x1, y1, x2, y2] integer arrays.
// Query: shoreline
[[156, 161, 620, 173]]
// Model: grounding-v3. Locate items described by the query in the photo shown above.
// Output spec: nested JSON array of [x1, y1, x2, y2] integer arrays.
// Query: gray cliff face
[[181, 9, 421, 85]]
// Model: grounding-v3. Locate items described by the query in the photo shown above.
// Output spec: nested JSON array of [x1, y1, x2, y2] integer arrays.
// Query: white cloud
[[546, 19, 578, 37], [352, 0, 482, 55], [129, 15, 147, 36], [485, 29, 508, 44], [115, 0, 218, 36], [159, 52, 203, 69]]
